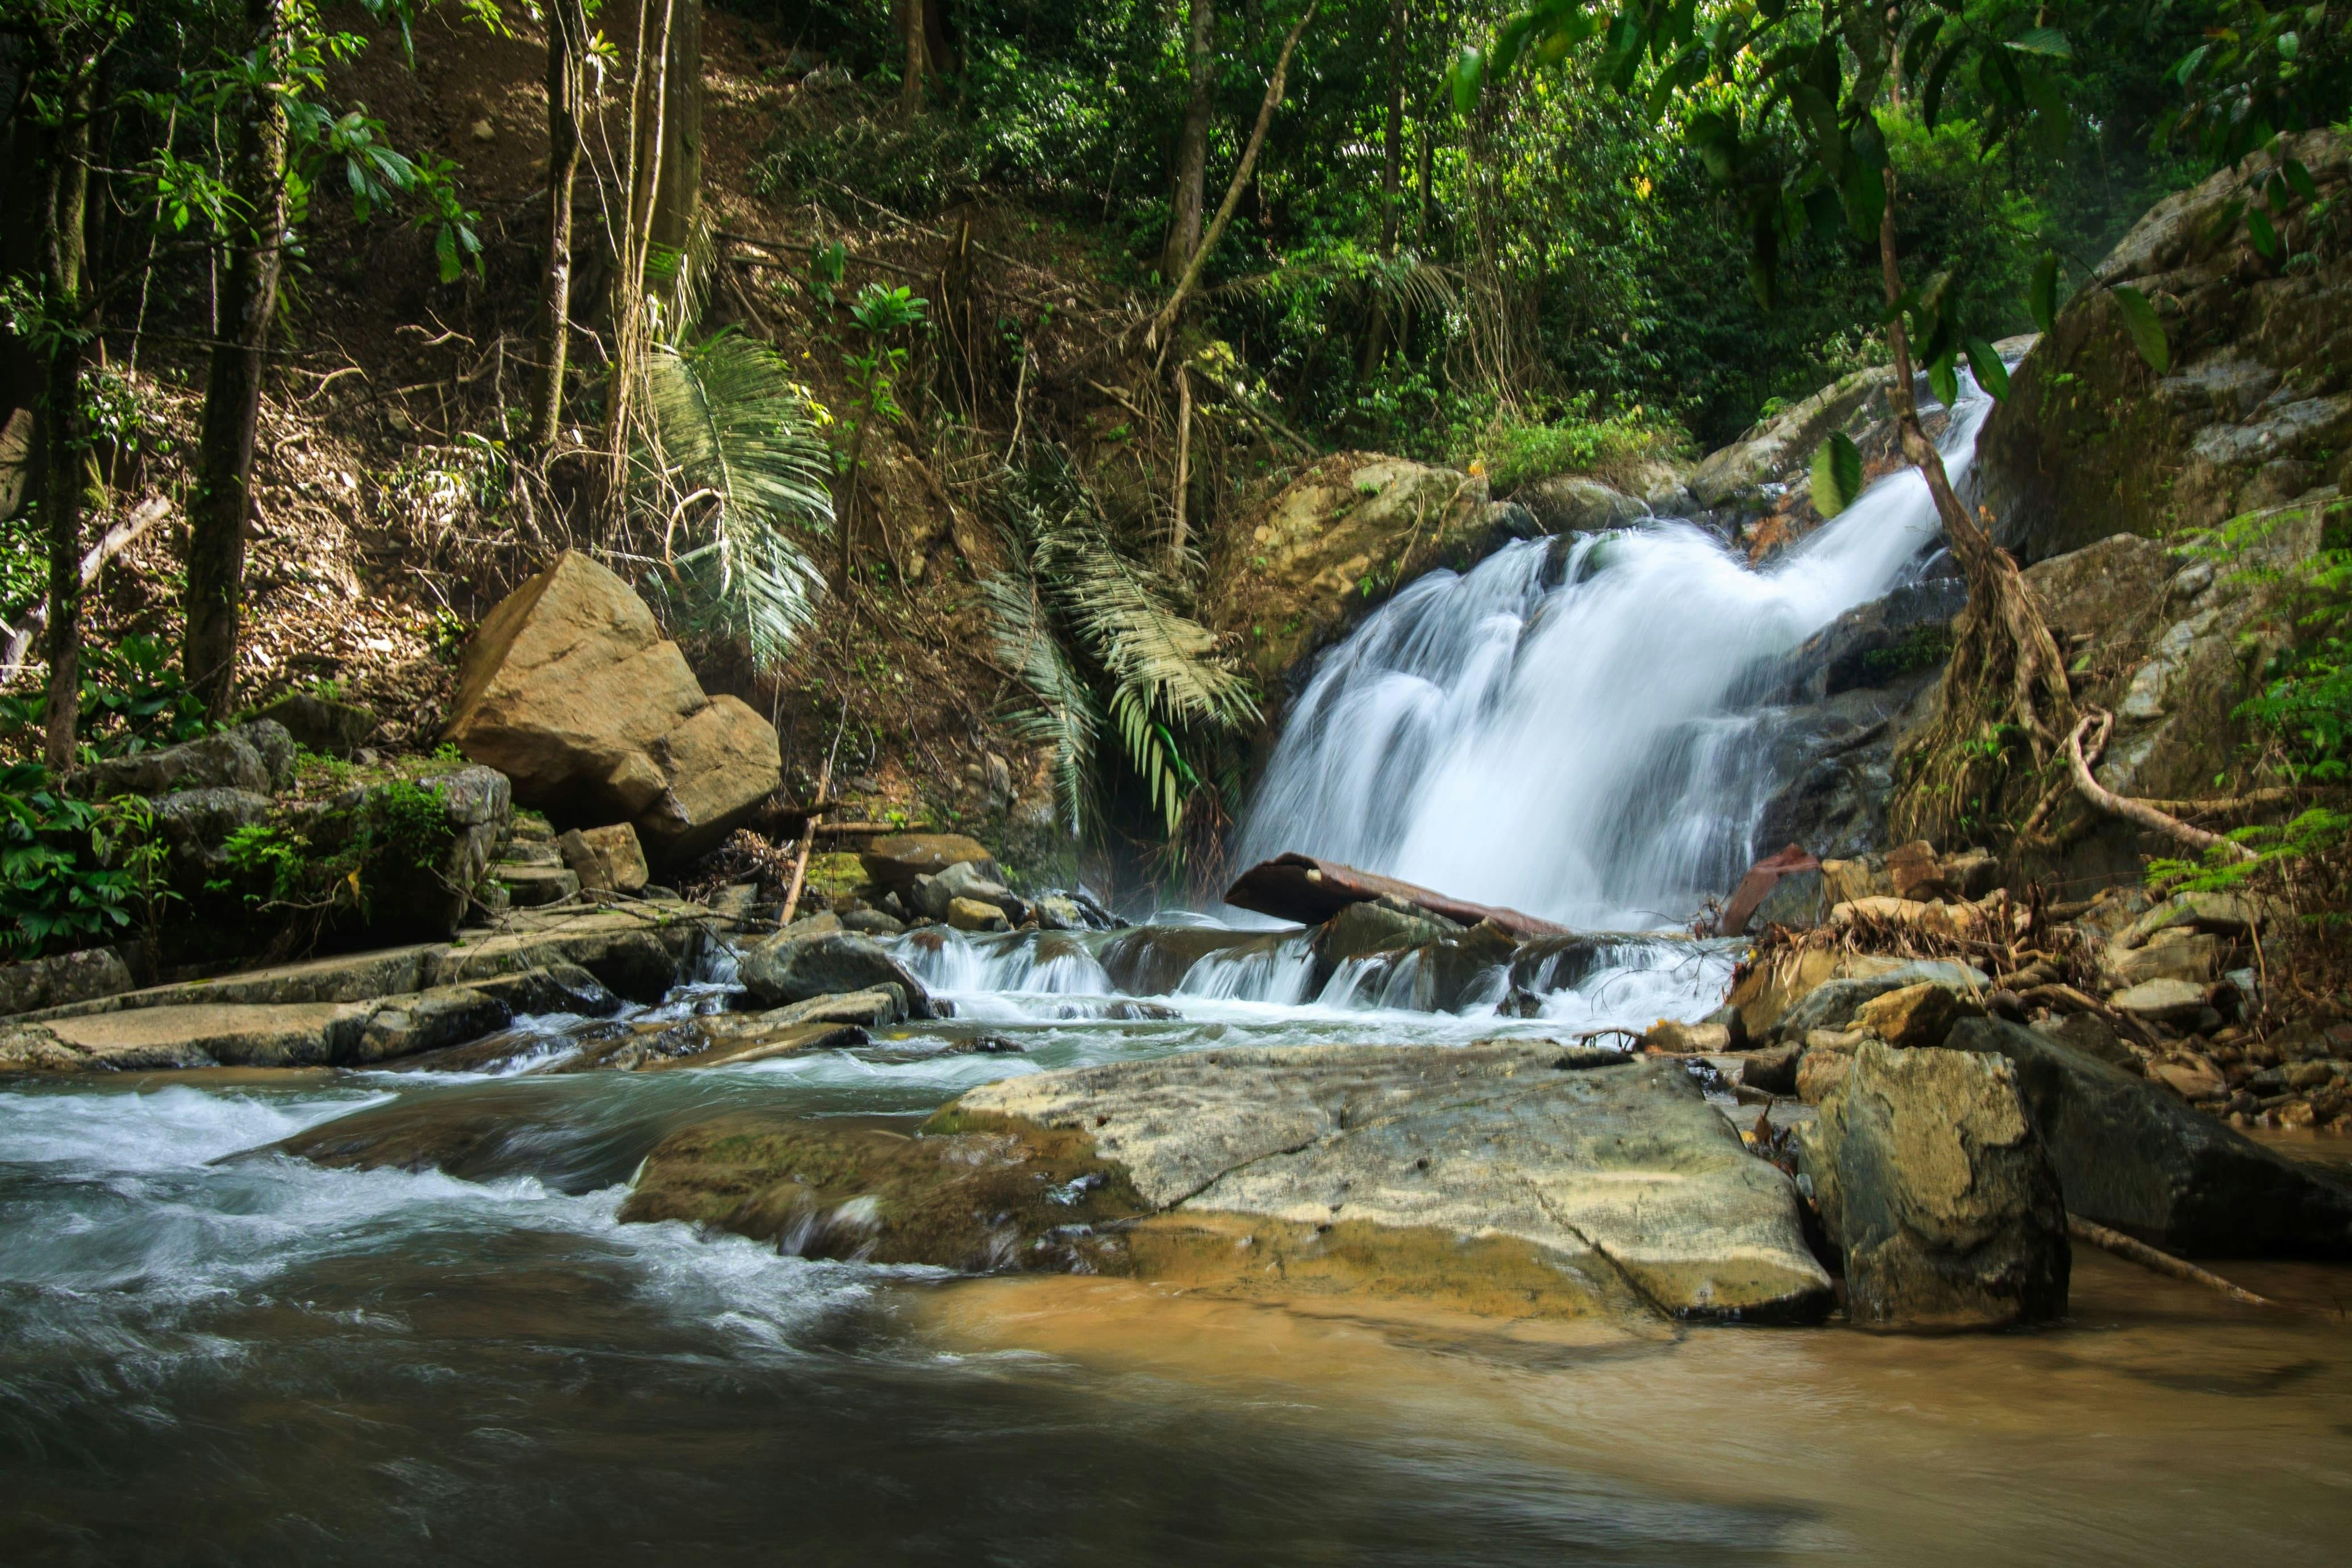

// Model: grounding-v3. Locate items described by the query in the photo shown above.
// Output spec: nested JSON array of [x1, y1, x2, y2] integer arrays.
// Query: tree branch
[[2067, 708, 2257, 861]]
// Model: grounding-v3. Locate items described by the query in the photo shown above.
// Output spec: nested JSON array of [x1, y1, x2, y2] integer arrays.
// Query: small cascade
[[1235, 380, 2000, 929]]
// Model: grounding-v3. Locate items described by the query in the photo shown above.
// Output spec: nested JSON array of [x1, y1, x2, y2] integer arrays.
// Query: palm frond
[[634, 330, 834, 671], [1032, 510, 1260, 733], [977, 569, 1098, 832], [1210, 252, 1460, 316]]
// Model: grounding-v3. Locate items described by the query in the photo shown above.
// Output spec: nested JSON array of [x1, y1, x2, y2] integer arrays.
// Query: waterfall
[[1236, 381, 1997, 929]]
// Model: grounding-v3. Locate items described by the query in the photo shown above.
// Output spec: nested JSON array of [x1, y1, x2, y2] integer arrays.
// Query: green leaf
[[2283, 158, 2318, 202], [1922, 40, 1962, 127], [1927, 353, 1960, 411], [2247, 202, 2281, 259], [2006, 27, 2072, 58], [1811, 432, 1864, 518], [2109, 286, 2170, 373], [1965, 338, 2010, 401], [1841, 155, 1885, 240], [2278, 30, 2299, 60], [1448, 46, 1485, 116], [1901, 15, 1945, 82], [2029, 252, 2059, 333]]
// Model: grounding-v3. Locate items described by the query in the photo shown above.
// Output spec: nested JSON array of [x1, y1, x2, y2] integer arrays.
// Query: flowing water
[[10, 391, 2352, 1561]]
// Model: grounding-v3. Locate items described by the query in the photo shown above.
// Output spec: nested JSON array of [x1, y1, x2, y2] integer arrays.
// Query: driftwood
[[1223, 853, 1569, 939], [2066, 1215, 2272, 1307]]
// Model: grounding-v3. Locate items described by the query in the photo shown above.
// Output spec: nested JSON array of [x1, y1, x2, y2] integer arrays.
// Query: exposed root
[[2067, 708, 2255, 861]]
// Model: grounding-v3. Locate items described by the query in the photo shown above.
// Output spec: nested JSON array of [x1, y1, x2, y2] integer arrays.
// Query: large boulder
[[1949, 1017, 2352, 1257], [857, 833, 1000, 900], [1687, 367, 1892, 511], [1979, 130, 2351, 564], [621, 1042, 1833, 1324], [736, 927, 934, 1015], [1800, 1040, 2069, 1330], [443, 553, 781, 864], [1209, 454, 1531, 694], [1511, 474, 1648, 533]]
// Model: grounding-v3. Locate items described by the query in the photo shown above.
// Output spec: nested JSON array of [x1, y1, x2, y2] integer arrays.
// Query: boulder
[[622, 1042, 1833, 1323], [1775, 578, 1967, 705], [443, 552, 781, 863], [0, 946, 133, 1017], [1949, 1017, 2352, 1256], [737, 927, 934, 1015], [1767, 958, 1988, 1045], [1097, 925, 1282, 996], [80, 720, 295, 799], [947, 896, 1010, 933], [1210, 454, 1532, 693], [859, 833, 1001, 899], [1512, 474, 1649, 533], [913, 858, 1027, 924], [556, 823, 650, 895], [2108, 976, 2210, 1024], [1979, 130, 2352, 564], [148, 787, 276, 882], [1850, 981, 1984, 1049], [1800, 1040, 2069, 1330], [1688, 367, 1892, 510], [253, 693, 377, 756], [1311, 898, 1459, 985]]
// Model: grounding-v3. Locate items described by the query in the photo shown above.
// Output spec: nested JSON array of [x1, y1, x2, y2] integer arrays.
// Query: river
[[9, 377, 2352, 1560]]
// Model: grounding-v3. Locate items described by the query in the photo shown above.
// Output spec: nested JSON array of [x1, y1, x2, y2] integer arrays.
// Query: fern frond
[[977, 571, 1098, 832], [633, 331, 834, 671]]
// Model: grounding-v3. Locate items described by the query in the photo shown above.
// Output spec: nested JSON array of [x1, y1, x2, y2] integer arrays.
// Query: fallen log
[[1222, 853, 1571, 940]]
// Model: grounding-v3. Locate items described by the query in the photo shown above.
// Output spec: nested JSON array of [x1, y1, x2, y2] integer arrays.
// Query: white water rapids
[[1235, 377, 1997, 928]]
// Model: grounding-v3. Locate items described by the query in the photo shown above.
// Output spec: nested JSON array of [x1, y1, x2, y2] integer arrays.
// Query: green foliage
[[1, 636, 213, 760], [2147, 808, 2352, 893], [634, 331, 835, 672], [1449, 391, 1684, 491], [2229, 499, 2352, 783], [1811, 430, 1864, 517], [979, 464, 1258, 837], [0, 762, 168, 957]]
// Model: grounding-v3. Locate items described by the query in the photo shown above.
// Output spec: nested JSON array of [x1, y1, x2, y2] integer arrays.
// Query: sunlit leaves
[[1811, 431, 1864, 516], [2109, 285, 2170, 373]]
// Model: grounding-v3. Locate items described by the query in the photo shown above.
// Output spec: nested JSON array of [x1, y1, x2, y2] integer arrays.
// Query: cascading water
[[1236, 378, 1999, 929]]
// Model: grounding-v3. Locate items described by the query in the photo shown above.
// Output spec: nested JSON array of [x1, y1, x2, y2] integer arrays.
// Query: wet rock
[[442, 552, 781, 864], [1850, 982, 1985, 1049], [1689, 367, 1893, 511], [80, 720, 296, 799], [1311, 899, 1459, 985], [1951, 1016, 2352, 1256], [1512, 474, 1648, 533], [625, 1042, 1833, 1324], [1776, 578, 1967, 706], [1766, 959, 1988, 1045], [556, 823, 649, 895], [459, 961, 620, 1018], [0, 982, 513, 1071], [914, 858, 1027, 924], [840, 908, 904, 936], [738, 928, 933, 1015], [858, 833, 1001, 900], [1740, 1042, 1802, 1096], [1096, 925, 1273, 995], [1800, 1040, 2068, 1330], [948, 896, 1011, 933], [0, 946, 134, 1018], [253, 693, 377, 757]]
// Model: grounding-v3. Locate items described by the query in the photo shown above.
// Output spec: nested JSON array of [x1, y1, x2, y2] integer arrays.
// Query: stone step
[[496, 840, 564, 867], [494, 864, 580, 907], [509, 815, 556, 844]]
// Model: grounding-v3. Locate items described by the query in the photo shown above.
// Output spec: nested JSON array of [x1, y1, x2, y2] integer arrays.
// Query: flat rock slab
[[625, 1041, 1832, 1326]]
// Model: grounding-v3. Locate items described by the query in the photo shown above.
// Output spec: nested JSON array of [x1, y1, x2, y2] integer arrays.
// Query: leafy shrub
[[1, 763, 169, 956], [1447, 392, 1687, 492], [0, 635, 212, 761]]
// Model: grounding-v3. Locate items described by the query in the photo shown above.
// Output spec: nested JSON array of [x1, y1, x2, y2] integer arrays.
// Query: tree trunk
[[650, 0, 701, 255], [38, 48, 94, 770], [1356, 0, 1408, 381], [185, 0, 290, 718], [1876, 166, 2076, 844], [898, 0, 927, 116], [601, 0, 677, 535], [1160, 0, 1217, 282], [531, 0, 585, 455]]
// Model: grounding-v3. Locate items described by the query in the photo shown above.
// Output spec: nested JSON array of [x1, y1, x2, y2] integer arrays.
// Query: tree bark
[[185, 0, 290, 718], [531, 0, 585, 454], [898, 0, 927, 116], [601, 0, 676, 535], [1356, 0, 1408, 381], [650, 0, 701, 255], [38, 47, 94, 769], [1161, 0, 1217, 282]]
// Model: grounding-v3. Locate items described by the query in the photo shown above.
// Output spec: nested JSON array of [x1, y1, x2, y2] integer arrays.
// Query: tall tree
[[183, 0, 290, 717], [531, 0, 588, 454], [1357, 0, 1409, 378], [24, 5, 115, 767], [650, 0, 698, 251], [1160, 0, 1217, 281]]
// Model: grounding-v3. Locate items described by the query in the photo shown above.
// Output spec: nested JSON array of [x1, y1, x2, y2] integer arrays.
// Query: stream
[[9, 380, 2352, 1562]]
